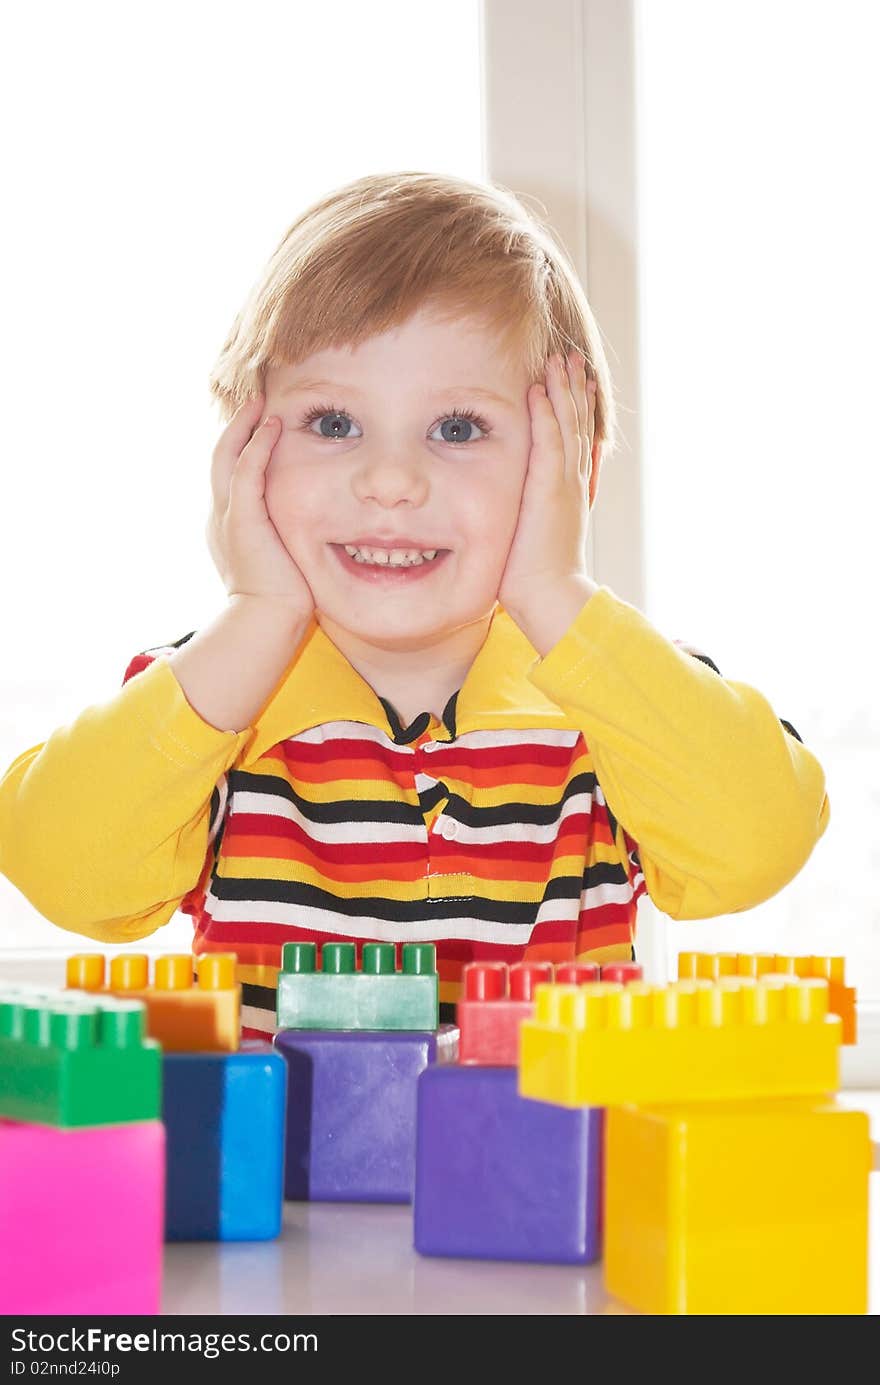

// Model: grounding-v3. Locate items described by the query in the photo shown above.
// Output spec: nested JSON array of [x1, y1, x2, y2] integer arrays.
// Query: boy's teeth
[[343, 545, 439, 567]]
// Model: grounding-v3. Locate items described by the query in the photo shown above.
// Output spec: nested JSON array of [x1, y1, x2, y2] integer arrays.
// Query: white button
[[439, 818, 459, 840]]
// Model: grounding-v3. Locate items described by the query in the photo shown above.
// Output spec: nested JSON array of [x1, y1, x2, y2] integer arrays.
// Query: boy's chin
[[314, 606, 487, 648]]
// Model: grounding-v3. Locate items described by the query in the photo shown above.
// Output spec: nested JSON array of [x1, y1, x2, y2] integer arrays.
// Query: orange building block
[[604, 1096, 870, 1314], [678, 951, 857, 1044], [66, 952, 240, 1052], [518, 976, 841, 1107]]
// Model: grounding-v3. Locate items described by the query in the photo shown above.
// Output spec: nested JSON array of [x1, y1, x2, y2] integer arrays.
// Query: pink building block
[[0, 1117, 164, 1314]]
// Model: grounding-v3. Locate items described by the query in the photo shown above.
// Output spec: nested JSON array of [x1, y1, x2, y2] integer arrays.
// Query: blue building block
[[162, 1040, 286, 1241], [274, 1025, 459, 1203], [413, 1065, 603, 1263]]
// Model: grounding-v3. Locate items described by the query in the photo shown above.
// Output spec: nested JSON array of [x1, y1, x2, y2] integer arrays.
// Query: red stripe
[[270, 737, 583, 772], [223, 808, 601, 864]]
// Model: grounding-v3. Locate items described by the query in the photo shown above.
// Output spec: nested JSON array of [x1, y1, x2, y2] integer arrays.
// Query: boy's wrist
[[505, 575, 600, 657], [228, 592, 312, 623]]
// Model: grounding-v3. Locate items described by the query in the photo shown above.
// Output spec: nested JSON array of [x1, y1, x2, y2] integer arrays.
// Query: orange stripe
[[575, 923, 635, 952], [219, 840, 428, 883]]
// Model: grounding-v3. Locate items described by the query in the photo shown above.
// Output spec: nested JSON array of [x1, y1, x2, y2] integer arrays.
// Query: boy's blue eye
[[299, 402, 491, 445]]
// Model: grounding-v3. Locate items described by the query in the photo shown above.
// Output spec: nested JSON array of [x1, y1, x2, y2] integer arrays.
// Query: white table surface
[[2, 952, 878, 1316]]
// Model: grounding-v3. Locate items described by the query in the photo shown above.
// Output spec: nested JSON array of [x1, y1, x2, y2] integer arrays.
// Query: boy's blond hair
[[208, 170, 618, 463]]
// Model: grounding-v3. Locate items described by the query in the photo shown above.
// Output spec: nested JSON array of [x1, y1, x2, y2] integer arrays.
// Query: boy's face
[[262, 307, 536, 650]]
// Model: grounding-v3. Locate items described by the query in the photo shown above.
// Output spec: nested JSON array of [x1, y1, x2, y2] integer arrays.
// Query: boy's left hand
[[498, 349, 597, 618]]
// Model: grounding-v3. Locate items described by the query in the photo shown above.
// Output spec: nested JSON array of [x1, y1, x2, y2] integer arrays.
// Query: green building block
[[276, 942, 439, 1031], [0, 985, 161, 1127]]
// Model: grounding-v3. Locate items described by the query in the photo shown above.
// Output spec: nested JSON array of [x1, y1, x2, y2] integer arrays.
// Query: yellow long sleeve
[[0, 657, 249, 941], [528, 587, 830, 919]]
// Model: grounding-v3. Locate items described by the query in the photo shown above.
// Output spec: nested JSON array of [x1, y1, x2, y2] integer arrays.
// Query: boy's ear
[[588, 439, 602, 508]]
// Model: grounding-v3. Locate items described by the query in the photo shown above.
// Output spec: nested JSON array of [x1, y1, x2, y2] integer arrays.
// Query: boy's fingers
[[210, 395, 267, 509], [226, 416, 279, 505]]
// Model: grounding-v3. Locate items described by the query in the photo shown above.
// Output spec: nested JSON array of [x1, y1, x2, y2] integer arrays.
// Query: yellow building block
[[678, 951, 857, 1044], [518, 977, 841, 1107], [604, 1097, 870, 1314], [66, 952, 240, 1052]]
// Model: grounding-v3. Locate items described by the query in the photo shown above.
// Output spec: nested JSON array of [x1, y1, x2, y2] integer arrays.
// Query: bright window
[[0, 0, 482, 951], [636, 0, 879, 997]]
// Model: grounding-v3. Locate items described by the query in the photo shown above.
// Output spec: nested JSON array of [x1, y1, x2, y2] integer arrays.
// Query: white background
[[1, 1, 876, 1002]]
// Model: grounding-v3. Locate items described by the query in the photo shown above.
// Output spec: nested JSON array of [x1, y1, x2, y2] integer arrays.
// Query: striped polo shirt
[[120, 590, 808, 1038]]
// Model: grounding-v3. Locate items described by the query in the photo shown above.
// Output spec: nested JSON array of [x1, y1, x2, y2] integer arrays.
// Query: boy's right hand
[[207, 393, 315, 614]]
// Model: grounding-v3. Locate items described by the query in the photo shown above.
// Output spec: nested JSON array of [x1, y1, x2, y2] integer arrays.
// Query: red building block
[[458, 960, 643, 1066]]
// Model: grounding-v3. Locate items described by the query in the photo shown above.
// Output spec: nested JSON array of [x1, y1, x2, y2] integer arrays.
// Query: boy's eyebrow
[[279, 377, 516, 407]]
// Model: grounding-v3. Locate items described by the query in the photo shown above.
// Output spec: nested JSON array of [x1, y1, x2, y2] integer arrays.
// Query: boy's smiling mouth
[[329, 542, 451, 582]]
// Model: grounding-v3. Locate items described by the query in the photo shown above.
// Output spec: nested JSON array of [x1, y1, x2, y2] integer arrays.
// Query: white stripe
[[291, 722, 414, 748], [427, 729, 583, 751], [240, 1001, 277, 1036], [285, 723, 583, 751], [414, 771, 441, 792], [578, 877, 640, 912]]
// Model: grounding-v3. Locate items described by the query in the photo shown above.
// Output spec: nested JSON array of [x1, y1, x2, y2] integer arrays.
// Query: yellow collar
[[242, 604, 579, 762]]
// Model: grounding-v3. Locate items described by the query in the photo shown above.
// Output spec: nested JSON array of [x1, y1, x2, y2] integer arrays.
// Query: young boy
[[0, 171, 829, 1037]]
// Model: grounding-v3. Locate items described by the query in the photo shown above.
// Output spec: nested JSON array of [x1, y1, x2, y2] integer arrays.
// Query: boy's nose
[[353, 455, 432, 500]]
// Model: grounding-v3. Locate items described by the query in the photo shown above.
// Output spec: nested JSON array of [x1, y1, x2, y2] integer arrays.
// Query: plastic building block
[[458, 962, 551, 1066], [458, 960, 644, 1066], [0, 985, 161, 1127], [276, 941, 438, 1031], [0, 1116, 164, 1313], [518, 976, 841, 1108], [604, 1097, 870, 1314], [678, 951, 857, 1044], [162, 1041, 286, 1241], [66, 951, 241, 1052], [598, 962, 643, 985], [413, 1065, 603, 1263], [275, 1024, 458, 1201]]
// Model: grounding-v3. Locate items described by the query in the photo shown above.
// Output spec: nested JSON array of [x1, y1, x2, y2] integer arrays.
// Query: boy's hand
[[207, 393, 316, 614], [498, 350, 597, 622]]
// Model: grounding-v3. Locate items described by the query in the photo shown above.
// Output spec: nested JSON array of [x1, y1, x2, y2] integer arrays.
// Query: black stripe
[[416, 782, 452, 811], [231, 769, 427, 824], [213, 877, 538, 925], [228, 768, 600, 828], [211, 863, 630, 926], [242, 981, 277, 1011], [450, 774, 600, 827]]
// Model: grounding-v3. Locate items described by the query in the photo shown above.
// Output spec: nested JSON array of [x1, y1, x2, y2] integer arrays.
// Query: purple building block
[[414, 1065, 603, 1263], [274, 1025, 458, 1202]]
